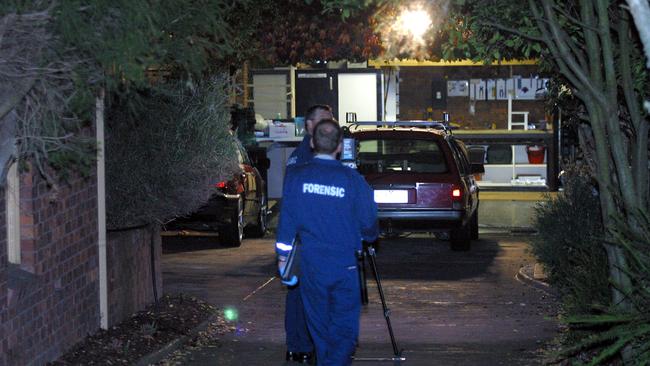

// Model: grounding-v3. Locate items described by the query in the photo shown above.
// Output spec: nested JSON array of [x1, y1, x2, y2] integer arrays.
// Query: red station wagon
[[346, 122, 484, 251]]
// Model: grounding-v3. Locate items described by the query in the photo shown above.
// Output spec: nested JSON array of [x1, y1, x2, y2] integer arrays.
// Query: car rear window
[[357, 138, 448, 174]]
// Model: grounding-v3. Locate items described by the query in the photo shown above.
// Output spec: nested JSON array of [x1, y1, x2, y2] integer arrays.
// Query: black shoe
[[296, 352, 313, 364], [285, 351, 313, 363]]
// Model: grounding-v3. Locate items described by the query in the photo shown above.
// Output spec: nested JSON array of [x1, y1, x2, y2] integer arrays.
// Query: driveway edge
[[516, 264, 558, 297]]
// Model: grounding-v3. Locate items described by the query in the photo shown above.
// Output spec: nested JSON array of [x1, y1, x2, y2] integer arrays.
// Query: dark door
[[295, 70, 338, 118]]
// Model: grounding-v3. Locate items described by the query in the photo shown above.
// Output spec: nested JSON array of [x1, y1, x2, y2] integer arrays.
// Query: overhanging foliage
[[0, 3, 97, 190], [105, 78, 238, 229]]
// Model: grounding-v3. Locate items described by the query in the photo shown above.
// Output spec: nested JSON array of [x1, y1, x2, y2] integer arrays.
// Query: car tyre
[[450, 224, 471, 251], [470, 211, 479, 240], [246, 195, 268, 238], [219, 197, 244, 247]]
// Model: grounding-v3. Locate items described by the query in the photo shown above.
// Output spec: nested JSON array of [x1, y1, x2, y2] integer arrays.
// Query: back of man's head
[[313, 119, 342, 154]]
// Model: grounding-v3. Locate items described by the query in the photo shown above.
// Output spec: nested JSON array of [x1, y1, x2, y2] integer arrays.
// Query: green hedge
[[105, 78, 238, 229], [532, 169, 610, 314]]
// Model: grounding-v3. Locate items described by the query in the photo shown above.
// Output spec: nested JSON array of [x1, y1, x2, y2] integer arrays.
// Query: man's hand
[[277, 256, 288, 275], [277, 256, 298, 286]]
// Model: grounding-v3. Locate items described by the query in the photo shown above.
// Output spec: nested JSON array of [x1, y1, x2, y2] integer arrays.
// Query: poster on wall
[[447, 80, 469, 97], [496, 79, 507, 100], [486, 79, 497, 100], [515, 76, 537, 100], [469, 79, 486, 101], [506, 78, 516, 99], [534, 78, 549, 99]]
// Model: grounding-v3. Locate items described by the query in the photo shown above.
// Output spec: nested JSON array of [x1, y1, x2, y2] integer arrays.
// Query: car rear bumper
[[194, 194, 238, 217], [172, 195, 238, 230], [377, 209, 465, 232], [378, 209, 462, 221]]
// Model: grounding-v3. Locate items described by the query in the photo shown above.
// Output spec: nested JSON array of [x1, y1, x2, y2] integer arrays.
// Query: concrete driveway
[[161, 232, 558, 365]]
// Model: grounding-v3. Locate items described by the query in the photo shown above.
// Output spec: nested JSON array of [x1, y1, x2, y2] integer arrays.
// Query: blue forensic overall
[[283, 134, 314, 355], [276, 156, 379, 366]]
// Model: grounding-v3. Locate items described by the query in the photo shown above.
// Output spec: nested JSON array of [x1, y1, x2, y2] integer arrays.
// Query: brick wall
[[0, 167, 166, 365], [107, 225, 162, 326], [1, 168, 99, 366], [398, 65, 547, 129]]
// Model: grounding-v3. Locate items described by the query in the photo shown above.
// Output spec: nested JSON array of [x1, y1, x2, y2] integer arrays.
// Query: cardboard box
[[269, 121, 296, 139]]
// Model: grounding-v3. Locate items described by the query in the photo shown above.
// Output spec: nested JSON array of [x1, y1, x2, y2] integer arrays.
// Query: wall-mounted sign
[[297, 73, 327, 78], [447, 80, 469, 97]]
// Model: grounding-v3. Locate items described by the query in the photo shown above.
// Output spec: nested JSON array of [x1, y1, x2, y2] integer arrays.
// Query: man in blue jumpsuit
[[286, 105, 333, 167], [277, 119, 379, 365], [284, 105, 333, 363]]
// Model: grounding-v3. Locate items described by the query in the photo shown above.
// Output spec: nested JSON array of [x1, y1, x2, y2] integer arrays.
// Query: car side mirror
[[470, 163, 485, 174]]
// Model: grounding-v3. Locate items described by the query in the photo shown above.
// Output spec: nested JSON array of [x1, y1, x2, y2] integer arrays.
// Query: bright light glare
[[397, 9, 432, 42]]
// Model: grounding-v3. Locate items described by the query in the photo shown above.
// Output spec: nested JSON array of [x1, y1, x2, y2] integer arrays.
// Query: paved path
[[161, 232, 558, 365]]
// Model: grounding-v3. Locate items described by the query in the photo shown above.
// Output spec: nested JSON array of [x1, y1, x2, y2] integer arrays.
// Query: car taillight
[[451, 185, 463, 201], [215, 181, 227, 189]]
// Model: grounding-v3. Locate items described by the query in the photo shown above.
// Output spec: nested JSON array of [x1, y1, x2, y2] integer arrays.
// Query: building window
[[6, 161, 20, 264]]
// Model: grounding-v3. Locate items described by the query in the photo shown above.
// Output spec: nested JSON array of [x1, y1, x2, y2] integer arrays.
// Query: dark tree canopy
[[251, 0, 383, 65]]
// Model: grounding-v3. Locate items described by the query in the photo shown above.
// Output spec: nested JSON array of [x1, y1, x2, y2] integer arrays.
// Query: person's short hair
[[305, 104, 332, 122], [313, 119, 342, 154]]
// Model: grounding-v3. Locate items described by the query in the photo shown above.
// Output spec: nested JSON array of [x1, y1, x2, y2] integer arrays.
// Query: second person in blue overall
[[277, 119, 379, 365], [283, 105, 333, 363]]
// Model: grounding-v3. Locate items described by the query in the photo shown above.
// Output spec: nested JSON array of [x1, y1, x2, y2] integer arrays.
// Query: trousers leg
[[300, 271, 330, 365], [301, 267, 360, 366], [326, 267, 360, 366], [285, 285, 313, 352]]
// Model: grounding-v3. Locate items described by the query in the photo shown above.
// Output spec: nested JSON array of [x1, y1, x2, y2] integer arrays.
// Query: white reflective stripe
[[276, 242, 293, 251]]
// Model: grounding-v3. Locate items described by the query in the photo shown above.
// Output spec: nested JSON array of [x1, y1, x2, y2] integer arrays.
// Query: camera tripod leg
[[366, 245, 404, 360], [356, 250, 369, 305]]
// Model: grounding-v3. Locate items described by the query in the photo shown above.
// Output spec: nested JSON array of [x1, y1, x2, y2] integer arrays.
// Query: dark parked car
[[175, 139, 269, 247], [347, 122, 483, 250]]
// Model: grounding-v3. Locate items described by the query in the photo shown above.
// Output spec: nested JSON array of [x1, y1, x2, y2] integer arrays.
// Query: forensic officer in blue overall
[[283, 105, 333, 363], [277, 119, 379, 365]]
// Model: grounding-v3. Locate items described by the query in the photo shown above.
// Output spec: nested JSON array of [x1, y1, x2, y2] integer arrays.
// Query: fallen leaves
[[47, 294, 230, 365]]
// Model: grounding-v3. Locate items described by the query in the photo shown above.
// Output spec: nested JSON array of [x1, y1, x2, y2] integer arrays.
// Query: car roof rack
[[347, 121, 453, 134]]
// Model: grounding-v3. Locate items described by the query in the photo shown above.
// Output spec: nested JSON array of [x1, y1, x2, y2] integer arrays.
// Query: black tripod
[[355, 244, 406, 362]]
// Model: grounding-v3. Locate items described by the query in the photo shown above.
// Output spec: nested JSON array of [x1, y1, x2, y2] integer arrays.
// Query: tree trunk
[[531, 0, 639, 311]]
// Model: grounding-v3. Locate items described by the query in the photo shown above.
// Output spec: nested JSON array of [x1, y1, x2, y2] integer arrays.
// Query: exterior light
[[397, 8, 432, 42]]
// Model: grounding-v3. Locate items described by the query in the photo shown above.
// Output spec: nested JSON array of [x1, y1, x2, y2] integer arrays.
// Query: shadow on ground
[[367, 234, 500, 281], [162, 234, 230, 254]]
